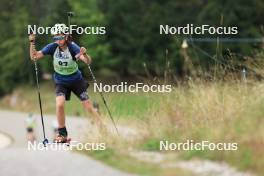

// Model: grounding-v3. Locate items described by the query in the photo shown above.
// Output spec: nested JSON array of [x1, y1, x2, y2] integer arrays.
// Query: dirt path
[[129, 150, 254, 176]]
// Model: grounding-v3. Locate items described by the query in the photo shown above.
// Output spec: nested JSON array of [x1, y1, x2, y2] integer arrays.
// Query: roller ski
[[54, 134, 71, 145], [53, 126, 71, 145]]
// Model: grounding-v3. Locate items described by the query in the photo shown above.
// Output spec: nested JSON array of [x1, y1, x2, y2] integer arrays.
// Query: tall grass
[[82, 79, 263, 175], [140, 80, 264, 174]]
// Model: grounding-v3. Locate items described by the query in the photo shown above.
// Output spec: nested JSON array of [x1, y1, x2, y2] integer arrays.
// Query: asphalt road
[[0, 110, 135, 176]]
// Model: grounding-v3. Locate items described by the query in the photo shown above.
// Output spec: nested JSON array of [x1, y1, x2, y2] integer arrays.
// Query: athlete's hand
[[78, 47, 91, 64], [80, 47, 87, 55], [29, 34, 36, 42]]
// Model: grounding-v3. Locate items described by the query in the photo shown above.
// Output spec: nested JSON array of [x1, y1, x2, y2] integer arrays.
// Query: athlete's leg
[[55, 95, 69, 142], [82, 99, 105, 129], [72, 79, 106, 132], [54, 83, 71, 142], [81, 96, 106, 133], [56, 95, 66, 128], [82, 100, 99, 117]]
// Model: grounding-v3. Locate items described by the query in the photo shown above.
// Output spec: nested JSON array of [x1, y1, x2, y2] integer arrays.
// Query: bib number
[[58, 61, 68, 66]]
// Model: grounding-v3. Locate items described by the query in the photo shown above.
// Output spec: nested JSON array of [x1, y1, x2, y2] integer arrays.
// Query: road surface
[[0, 110, 135, 176]]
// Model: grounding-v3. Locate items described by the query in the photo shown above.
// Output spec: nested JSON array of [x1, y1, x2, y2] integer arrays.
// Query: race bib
[[53, 47, 78, 75]]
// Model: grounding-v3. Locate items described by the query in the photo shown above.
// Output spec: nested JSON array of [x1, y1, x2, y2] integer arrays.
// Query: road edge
[[0, 130, 13, 149]]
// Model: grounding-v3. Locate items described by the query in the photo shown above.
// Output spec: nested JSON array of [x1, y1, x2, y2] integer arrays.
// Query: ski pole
[[32, 42, 48, 146], [87, 64, 119, 135]]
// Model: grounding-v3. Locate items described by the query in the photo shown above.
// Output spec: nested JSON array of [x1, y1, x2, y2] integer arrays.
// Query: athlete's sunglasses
[[53, 36, 65, 41]]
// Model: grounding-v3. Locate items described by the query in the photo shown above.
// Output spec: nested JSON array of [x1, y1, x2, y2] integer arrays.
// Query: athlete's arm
[[29, 34, 44, 60], [78, 47, 92, 64]]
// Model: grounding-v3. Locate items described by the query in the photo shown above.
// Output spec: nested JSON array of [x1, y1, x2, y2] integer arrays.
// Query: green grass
[[0, 81, 161, 119], [140, 137, 162, 151]]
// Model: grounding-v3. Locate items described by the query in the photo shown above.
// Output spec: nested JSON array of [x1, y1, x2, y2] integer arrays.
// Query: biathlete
[[29, 24, 104, 143]]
